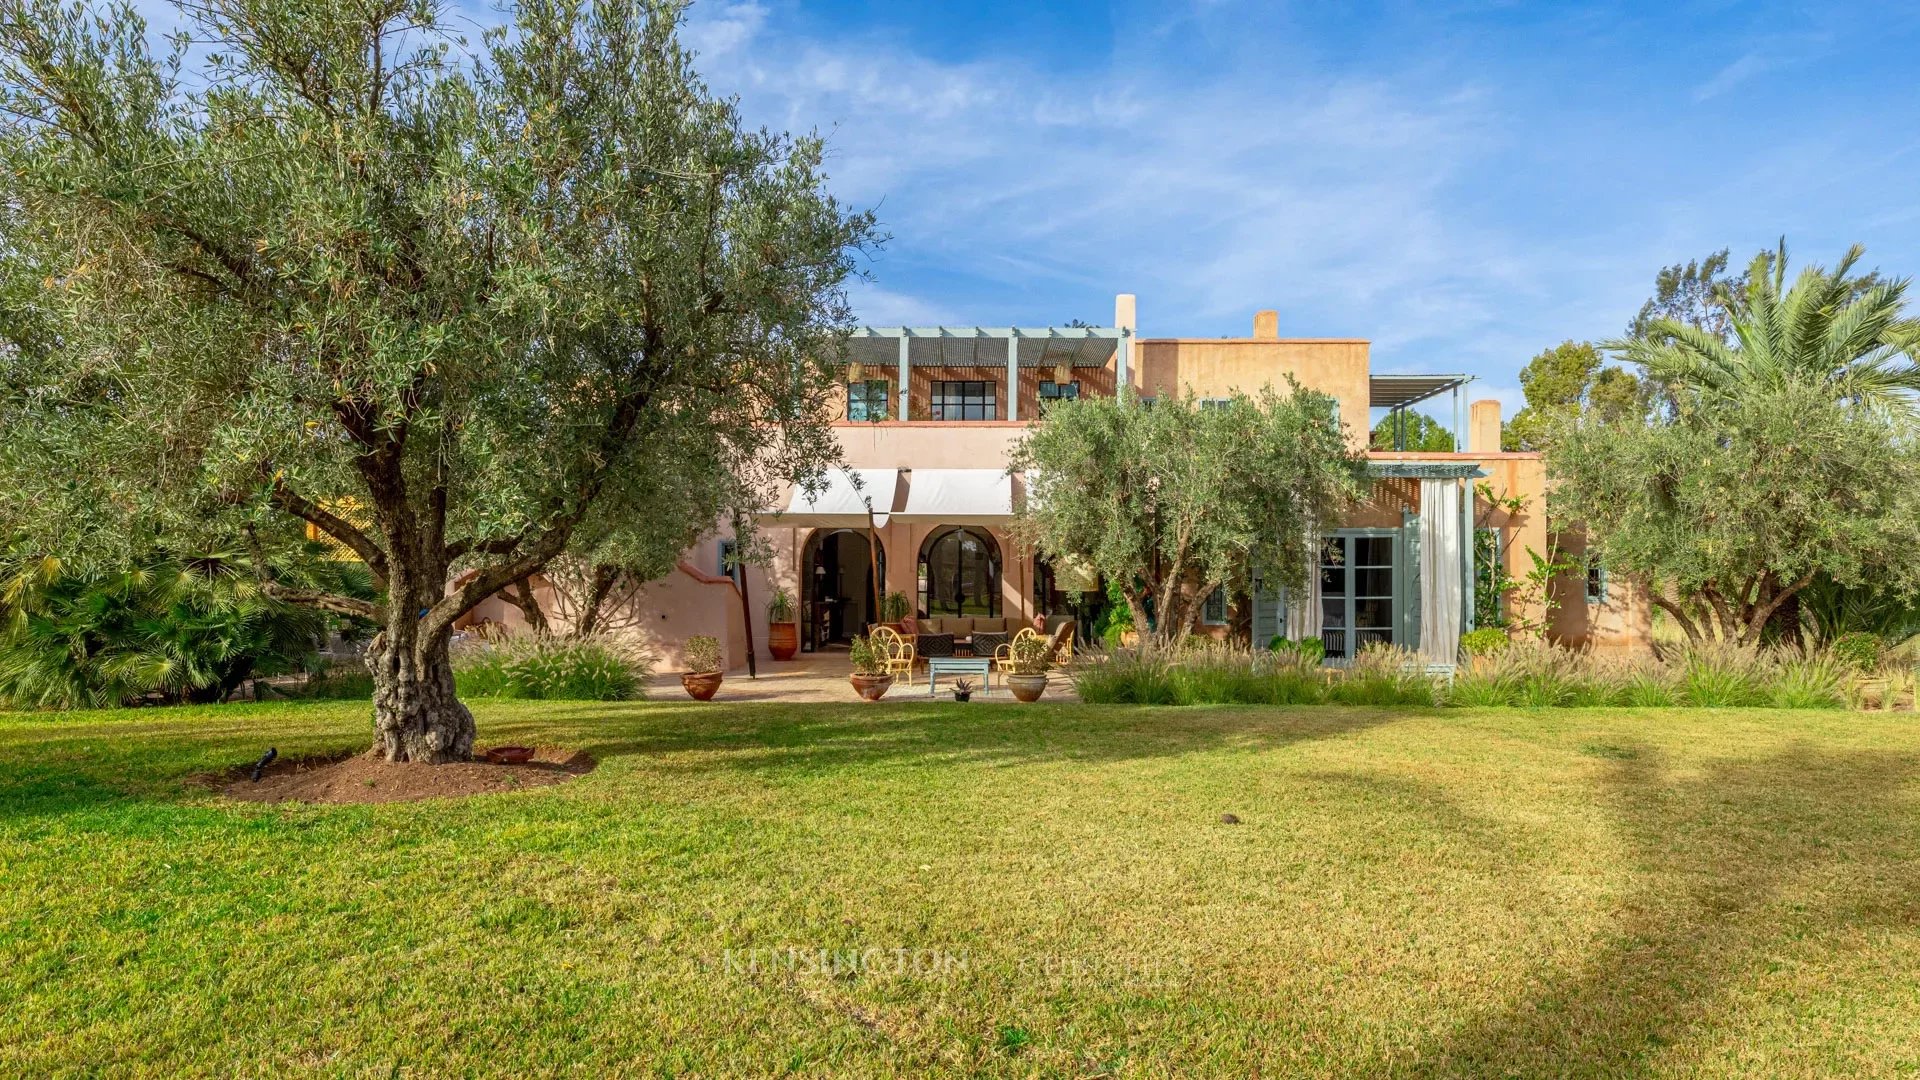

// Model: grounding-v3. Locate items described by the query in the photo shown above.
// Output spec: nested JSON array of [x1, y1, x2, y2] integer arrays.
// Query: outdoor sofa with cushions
[[917, 616, 1027, 637], [916, 616, 1028, 658]]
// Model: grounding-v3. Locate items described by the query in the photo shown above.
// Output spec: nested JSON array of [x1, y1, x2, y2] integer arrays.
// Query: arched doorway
[[801, 529, 885, 649], [919, 526, 1001, 617]]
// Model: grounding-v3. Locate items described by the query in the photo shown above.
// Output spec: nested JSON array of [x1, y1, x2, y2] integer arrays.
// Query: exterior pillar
[[896, 332, 910, 421], [1006, 332, 1019, 422], [1116, 330, 1131, 401], [1460, 475, 1475, 634]]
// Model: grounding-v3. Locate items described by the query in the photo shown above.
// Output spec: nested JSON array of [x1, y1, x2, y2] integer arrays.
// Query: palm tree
[[1609, 241, 1920, 415]]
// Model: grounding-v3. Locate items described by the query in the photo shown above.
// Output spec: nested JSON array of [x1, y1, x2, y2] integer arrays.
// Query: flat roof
[[845, 326, 1126, 369], [1370, 373, 1471, 409]]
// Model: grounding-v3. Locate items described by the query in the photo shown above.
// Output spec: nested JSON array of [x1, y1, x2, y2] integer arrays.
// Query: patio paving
[[645, 651, 1079, 704]]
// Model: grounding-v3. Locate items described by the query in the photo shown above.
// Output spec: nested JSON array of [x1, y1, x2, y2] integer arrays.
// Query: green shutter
[[1400, 511, 1420, 648]]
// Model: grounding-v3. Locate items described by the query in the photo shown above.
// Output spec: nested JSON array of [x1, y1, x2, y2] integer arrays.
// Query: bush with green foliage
[[1268, 635, 1327, 663], [0, 547, 371, 709], [1460, 628, 1511, 657], [1095, 579, 1135, 650], [1829, 632, 1884, 672], [451, 634, 652, 701]]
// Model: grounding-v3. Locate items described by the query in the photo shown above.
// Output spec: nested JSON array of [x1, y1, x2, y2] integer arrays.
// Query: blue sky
[[676, 0, 1920, 425]]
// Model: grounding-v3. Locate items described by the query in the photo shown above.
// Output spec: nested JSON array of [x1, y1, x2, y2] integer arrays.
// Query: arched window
[[918, 527, 1001, 617]]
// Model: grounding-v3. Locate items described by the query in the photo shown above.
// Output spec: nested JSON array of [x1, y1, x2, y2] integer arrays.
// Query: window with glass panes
[[930, 380, 996, 421], [1202, 585, 1228, 625], [1318, 533, 1397, 659], [847, 379, 889, 422], [1585, 553, 1608, 605], [1038, 380, 1080, 409]]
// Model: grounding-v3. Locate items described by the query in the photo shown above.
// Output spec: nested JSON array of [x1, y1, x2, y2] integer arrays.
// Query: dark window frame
[[929, 380, 997, 422], [847, 378, 890, 422]]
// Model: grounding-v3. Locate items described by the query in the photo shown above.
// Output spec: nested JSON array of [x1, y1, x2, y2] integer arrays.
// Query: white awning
[[893, 468, 1014, 525], [762, 468, 897, 529]]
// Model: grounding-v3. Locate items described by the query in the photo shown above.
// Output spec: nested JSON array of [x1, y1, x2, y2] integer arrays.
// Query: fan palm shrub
[[0, 546, 365, 709]]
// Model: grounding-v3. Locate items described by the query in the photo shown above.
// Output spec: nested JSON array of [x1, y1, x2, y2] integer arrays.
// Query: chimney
[[1252, 309, 1279, 339], [1468, 399, 1502, 454], [1114, 293, 1136, 335]]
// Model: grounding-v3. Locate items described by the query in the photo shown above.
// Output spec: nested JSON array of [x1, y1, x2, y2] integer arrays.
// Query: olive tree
[[0, 0, 872, 759], [1009, 387, 1365, 645], [1547, 380, 1920, 644]]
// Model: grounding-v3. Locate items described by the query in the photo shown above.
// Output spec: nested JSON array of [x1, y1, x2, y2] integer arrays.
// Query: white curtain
[[1419, 479, 1463, 663], [1284, 535, 1322, 643]]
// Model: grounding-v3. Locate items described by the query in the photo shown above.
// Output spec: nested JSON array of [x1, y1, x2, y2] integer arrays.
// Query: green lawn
[[3, 699, 1919, 1077]]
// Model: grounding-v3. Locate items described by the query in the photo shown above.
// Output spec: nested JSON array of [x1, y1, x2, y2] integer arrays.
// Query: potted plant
[[879, 590, 912, 632], [681, 635, 724, 701], [951, 677, 976, 703], [847, 633, 894, 701], [1002, 632, 1054, 703], [766, 587, 799, 661]]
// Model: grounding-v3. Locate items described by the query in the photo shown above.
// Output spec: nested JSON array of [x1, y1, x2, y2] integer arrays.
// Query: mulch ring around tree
[[208, 746, 597, 805]]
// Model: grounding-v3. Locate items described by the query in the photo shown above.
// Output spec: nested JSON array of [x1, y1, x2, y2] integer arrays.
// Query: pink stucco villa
[[463, 295, 1650, 670]]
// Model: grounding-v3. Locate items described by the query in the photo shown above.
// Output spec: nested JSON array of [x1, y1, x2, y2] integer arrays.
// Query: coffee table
[[926, 656, 992, 697]]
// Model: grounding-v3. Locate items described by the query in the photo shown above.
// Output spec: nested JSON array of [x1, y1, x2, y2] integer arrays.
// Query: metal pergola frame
[[1370, 373, 1475, 451], [845, 326, 1132, 422]]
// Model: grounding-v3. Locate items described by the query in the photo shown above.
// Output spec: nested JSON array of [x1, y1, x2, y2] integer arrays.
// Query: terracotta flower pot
[[484, 745, 535, 765], [767, 622, 799, 661], [849, 672, 894, 701], [682, 671, 723, 701], [1005, 673, 1049, 703]]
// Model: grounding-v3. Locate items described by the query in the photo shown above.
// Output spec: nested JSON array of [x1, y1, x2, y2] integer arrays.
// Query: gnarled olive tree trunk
[[366, 613, 474, 764]]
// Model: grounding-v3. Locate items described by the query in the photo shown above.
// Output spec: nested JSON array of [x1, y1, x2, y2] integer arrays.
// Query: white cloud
[[1692, 52, 1774, 102], [685, 13, 1518, 361]]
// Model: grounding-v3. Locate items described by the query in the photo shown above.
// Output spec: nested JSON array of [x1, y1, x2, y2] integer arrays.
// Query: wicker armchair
[[870, 625, 916, 676], [992, 627, 1044, 675]]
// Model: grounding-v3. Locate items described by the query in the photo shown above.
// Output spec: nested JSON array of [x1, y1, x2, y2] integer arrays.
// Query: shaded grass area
[[3, 700, 1919, 1076]]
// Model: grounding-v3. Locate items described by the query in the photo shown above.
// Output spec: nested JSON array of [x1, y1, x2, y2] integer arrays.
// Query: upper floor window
[[718, 538, 742, 583], [847, 379, 889, 422], [1038, 379, 1080, 408], [1585, 553, 1607, 605], [930, 380, 996, 421]]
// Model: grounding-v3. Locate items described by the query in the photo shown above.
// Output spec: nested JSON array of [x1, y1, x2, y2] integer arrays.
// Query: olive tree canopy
[[1009, 387, 1365, 645], [0, 0, 874, 759]]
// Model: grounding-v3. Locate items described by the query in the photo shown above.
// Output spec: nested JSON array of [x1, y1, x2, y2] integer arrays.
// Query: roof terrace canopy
[[842, 325, 1134, 422], [1369, 373, 1471, 410], [844, 326, 1127, 369]]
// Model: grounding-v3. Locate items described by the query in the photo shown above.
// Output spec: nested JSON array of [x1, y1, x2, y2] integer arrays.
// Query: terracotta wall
[[1547, 529, 1653, 652], [455, 559, 755, 672], [831, 422, 1026, 471], [1133, 338, 1372, 450]]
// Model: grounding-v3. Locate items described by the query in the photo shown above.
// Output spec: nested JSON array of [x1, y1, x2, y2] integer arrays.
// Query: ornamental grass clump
[[1325, 644, 1436, 707], [1677, 643, 1771, 708], [1071, 641, 1338, 706], [1441, 640, 1849, 710], [452, 633, 652, 701]]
